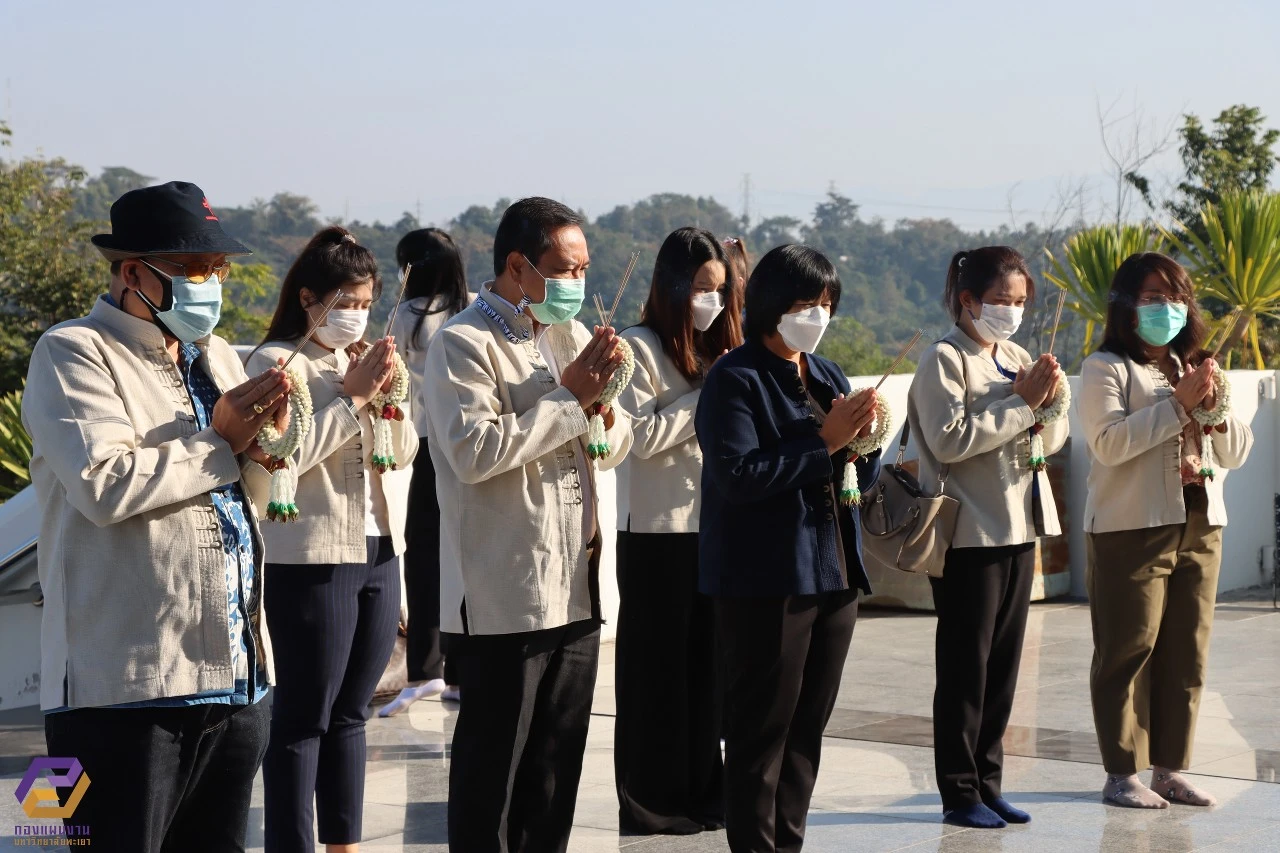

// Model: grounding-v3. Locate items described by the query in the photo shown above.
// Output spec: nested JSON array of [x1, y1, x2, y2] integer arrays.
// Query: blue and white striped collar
[[475, 282, 536, 345]]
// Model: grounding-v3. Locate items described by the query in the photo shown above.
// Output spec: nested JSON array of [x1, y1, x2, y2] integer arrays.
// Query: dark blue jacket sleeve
[[697, 365, 833, 505], [856, 447, 881, 490]]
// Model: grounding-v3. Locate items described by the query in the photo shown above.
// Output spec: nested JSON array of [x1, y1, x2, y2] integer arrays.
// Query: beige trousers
[[1086, 486, 1222, 775]]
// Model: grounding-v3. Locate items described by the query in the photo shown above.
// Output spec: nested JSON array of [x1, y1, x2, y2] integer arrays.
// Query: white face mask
[[777, 305, 831, 354], [969, 302, 1023, 342], [313, 308, 369, 350], [691, 291, 724, 331]]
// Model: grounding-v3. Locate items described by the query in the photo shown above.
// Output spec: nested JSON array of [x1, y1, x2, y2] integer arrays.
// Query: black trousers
[[404, 436, 455, 684], [930, 543, 1035, 810], [614, 531, 723, 833], [263, 535, 402, 852], [716, 590, 857, 853], [43, 700, 269, 853], [446, 618, 601, 853]]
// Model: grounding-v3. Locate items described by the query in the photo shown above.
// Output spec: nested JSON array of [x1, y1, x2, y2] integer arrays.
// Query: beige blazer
[[424, 295, 632, 636], [617, 325, 703, 534], [246, 341, 419, 563], [391, 293, 476, 438], [23, 296, 274, 710], [907, 326, 1067, 548], [1079, 350, 1253, 533]]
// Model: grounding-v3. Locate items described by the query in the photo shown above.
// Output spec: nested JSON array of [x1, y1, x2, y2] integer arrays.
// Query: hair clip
[[342, 233, 357, 244], [957, 255, 967, 267], [723, 237, 740, 246]]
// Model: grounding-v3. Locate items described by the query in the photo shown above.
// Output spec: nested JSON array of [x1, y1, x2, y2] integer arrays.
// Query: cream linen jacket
[[616, 325, 703, 533], [246, 341, 418, 563], [907, 326, 1068, 548], [390, 292, 476, 438], [23, 296, 274, 710], [1079, 350, 1252, 533], [424, 295, 633, 636]]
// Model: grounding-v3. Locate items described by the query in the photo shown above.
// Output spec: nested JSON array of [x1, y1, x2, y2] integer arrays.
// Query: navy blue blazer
[[696, 340, 880, 597]]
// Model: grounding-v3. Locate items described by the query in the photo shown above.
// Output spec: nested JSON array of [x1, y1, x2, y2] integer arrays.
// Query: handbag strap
[[896, 338, 969, 488]]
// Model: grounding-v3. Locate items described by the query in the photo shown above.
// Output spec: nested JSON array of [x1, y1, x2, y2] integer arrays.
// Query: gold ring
[[253, 403, 265, 415]]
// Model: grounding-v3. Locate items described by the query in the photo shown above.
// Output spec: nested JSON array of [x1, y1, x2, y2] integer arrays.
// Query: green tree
[[749, 216, 802, 251], [0, 130, 107, 394], [818, 316, 913, 378], [1130, 105, 1280, 226], [73, 166, 153, 221], [1164, 190, 1280, 369], [0, 385, 31, 500], [216, 262, 279, 346]]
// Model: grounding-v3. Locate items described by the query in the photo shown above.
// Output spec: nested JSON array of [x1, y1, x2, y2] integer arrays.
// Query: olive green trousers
[[1086, 487, 1221, 775]]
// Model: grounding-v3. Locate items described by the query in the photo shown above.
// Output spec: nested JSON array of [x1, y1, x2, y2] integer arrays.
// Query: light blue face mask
[[134, 260, 223, 342], [522, 256, 585, 325], [1136, 302, 1188, 347]]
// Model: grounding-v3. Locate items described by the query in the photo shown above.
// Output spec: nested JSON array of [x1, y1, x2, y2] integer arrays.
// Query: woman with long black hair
[[378, 228, 474, 716], [249, 226, 419, 853], [614, 227, 743, 835]]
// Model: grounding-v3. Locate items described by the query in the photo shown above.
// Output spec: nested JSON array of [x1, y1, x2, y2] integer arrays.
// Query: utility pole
[[416, 197, 422, 225], [740, 173, 752, 231]]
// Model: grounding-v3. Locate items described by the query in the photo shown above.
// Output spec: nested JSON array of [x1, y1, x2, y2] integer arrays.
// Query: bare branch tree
[[1096, 93, 1178, 226]]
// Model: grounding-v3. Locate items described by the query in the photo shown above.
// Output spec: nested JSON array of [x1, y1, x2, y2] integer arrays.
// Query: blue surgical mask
[[1136, 302, 1188, 347], [522, 256, 585, 325], [134, 261, 223, 342]]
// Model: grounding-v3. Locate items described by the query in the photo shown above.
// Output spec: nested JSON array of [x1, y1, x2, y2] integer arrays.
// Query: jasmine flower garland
[[840, 393, 893, 506], [1029, 374, 1070, 471], [588, 338, 635, 459], [1191, 369, 1230, 480], [256, 367, 312, 522], [361, 349, 410, 473]]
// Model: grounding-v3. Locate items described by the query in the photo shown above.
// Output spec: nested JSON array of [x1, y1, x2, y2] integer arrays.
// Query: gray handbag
[[857, 342, 964, 578]]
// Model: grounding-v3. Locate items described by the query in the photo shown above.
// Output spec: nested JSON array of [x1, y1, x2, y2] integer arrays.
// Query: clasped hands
[[820, 388, 878, 455]]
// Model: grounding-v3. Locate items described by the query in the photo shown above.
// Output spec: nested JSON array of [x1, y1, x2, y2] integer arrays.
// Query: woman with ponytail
[[249, 226, 419, 853], [907, 246, 1067, 829], [377, 228, 474, 716]]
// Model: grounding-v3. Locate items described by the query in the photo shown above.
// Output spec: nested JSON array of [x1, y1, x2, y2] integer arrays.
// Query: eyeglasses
[[1136, 294, 1187, 306], [141, 257, 232, 284]]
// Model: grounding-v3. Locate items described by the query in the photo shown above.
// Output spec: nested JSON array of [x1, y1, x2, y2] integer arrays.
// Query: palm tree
[[0, 386, 31, 500], [1045, 224, 1164, 362], [1164, 190, 1280, 369]]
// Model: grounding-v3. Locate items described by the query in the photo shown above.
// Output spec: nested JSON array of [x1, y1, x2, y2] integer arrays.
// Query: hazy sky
[[3, 0, 1277, 231]]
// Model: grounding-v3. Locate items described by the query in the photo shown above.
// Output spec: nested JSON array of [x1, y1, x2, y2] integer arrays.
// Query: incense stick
[[281, 291, 345, 371], [875, 329, 924, 390], [593, 293, 609, 328], [1046, 290, 1067, 355], [382, 261, 413, 339], [604, 252, 640, 327]]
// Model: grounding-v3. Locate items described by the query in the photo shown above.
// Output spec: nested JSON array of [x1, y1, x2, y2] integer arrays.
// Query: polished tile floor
[[2, 599, 1278, 851]]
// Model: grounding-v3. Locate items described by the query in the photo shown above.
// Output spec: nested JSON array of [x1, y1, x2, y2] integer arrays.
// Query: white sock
[[1103, 774, 1169, 809], [377, 679, 446, 717], [1152, 768, 1218, 807]]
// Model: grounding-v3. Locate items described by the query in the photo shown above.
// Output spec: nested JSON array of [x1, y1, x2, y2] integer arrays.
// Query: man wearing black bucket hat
[[23, 181, 288, 852]]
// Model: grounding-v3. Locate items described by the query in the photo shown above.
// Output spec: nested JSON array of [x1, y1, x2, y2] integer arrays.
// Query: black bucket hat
[[91, 181, 252, 261]]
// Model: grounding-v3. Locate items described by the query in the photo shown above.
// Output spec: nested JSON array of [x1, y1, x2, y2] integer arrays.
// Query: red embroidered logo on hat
[[202, 198, 219, 221]]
